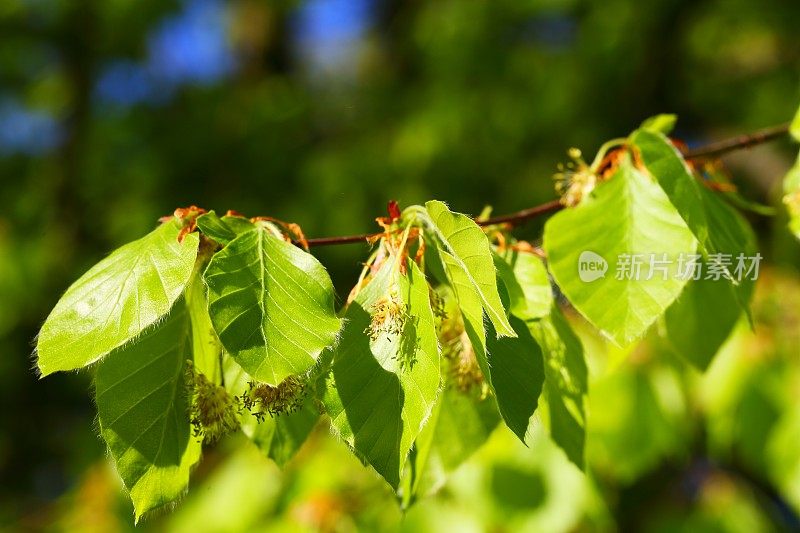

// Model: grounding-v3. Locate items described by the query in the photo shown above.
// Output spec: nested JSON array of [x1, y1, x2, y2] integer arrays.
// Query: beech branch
[[304, 123, 791, 247]]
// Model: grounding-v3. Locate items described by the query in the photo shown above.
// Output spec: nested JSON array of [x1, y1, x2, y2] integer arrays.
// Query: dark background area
[[1, 0, 799, 530]]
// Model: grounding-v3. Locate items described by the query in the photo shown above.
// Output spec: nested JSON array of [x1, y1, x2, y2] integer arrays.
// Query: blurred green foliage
[[1, 0, 800, 530]]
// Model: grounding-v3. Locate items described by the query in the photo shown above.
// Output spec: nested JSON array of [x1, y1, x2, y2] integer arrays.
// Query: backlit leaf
[[36, 220, 199, 376], [632, 128, 756, 305], [544, 152, 697, 345], [400, 387, 500, 506], [640, 114, 677, 135], [186, 260, 222, 382], [529, 306, 587, 469], [485, 317, 545, 442], [95, 300, 201, 521], [424, 200, 515, 337], [494, 249, 552, 320], [322, 259, 440, 488], [204, 225, 341, 385]]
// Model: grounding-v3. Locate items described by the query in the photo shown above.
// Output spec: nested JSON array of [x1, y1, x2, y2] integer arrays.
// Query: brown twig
[[682, 122, 790, 160], [303, 123, 791, 247]]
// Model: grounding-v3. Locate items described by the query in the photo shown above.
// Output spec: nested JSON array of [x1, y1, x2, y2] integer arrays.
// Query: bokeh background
[[2, 0, 800, 531]]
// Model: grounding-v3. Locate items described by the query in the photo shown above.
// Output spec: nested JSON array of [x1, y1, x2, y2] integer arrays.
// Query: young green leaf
[[195, 211, 255, 246], [528, 306, 587, 469], [95, 300, 201, 521], [186, 261, 222, 382], [36, 220, 199, 376], [485, 317, 546, 442], [400, 388, 500, 506], [245, 400, 319, 467], [791, 104, 800, 141], [783, 153, 800, 240], [494, 249, 552, 320], [423, 200, 515, 337], [694, 183, 759, 314], [631, 129, 757, 302], [544, 152, 697, 345], [640, 114, 677, 135], [437, 248, 490, 378], [495, 250, 587, 467], [662, 263, 754, 371], [631, 129, 710, 243], [438, 251, 543, 442], [223, 355, 319, 466], [204, 225, 341, 385], [322, 259, 440, 488]]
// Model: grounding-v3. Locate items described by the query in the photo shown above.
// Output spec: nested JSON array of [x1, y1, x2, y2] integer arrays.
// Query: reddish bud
[[387, 200, 401, 221]]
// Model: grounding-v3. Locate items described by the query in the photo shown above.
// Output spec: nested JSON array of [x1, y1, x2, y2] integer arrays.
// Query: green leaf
[[662, 262, 753, 371], [204, 225, 341, 385], [423, 200, 515, 337], [640, 114, 677, 135], [438, 250, 543, 442], [528, 306, 587, 469], [631, 129, 710, 243], [401, 388, 500, 506], [95, 300, 201, 521], [791, 105, 800, 141], [438, 248, 490, 379], [631, 129, 756, 300], [485, 316, 545, 442], [185, 260, 222, 382], [494, 249, 586, 466], [783, 152, 800, 239], [322, 258, 440, 488], [222, 355, 319, 467], [196, 211, 255, 246], [694, 183, 759, 315], [544, 152, 697, 345], [36, 220, 199, 376], [246, 401, 319, 467], [494, 249, 552, 320]]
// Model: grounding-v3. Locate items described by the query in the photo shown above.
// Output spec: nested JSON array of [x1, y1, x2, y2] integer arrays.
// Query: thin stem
[[682, 122, 790, 160], [301, 122, 790, 247], [478, 199, 564, 226]]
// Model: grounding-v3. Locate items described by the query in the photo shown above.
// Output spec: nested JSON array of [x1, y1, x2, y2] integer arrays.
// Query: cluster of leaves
[[35, 114, 783, 522]]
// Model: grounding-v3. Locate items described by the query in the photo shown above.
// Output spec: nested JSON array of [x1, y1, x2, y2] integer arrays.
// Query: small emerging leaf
[[783, 153, 800, 240], [791, 104, 800, 141], [640, 114, 677, 135], [196, 211, 255, 246]]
